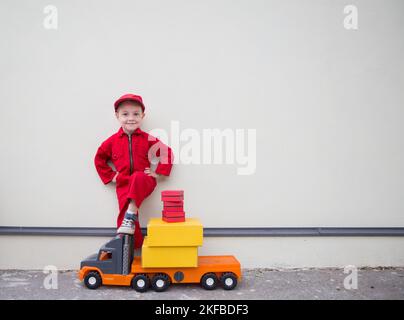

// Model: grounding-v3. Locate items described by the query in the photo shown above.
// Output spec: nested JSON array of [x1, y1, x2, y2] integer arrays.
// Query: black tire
[[200, 273, 218, 290], [220, 272, 238, 290], [131, 274, 150, 292], [151, 273, 170, 292], [84, 271, 102, 290]]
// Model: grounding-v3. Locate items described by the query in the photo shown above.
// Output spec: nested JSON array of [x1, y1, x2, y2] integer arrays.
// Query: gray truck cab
[[80, 234, 133, 275]]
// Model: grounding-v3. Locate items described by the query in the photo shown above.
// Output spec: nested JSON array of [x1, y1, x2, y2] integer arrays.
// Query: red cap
[[114, 94, 145, 112]]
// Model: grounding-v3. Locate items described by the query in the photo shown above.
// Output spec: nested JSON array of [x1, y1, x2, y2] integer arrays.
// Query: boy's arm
[[94, 139, 117, 184], [149, 137, 174, 177]]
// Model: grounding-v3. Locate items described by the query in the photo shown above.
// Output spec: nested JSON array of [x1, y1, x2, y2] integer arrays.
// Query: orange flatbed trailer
[[79, 255, 241, 291], [133, 255, 241, 283]]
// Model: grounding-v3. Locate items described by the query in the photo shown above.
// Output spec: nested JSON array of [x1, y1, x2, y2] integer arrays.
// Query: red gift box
[[162, 210, 185, 218], [163, 216, 186, 223], [161, 195, 184, 202], [161, 190, 184, 197], [163, 206, 184, 212], [163, 200, 184, 207]]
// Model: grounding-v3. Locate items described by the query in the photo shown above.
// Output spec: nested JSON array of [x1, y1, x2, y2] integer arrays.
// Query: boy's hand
[[144, 167, 159, 178], [112, 172, 118, 183]]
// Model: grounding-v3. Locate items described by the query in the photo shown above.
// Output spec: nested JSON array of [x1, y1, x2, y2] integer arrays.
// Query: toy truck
[[79, 192, 241, 292], [79, 233, 241, 292]]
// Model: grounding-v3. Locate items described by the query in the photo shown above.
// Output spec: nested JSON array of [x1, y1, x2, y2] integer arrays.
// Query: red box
[[161, 190, 184, 197], [163, 206, 184, 212], [161, 195, 184, 202], [162, 210, 185, 217], [163, 216, 186, 223], [163, 200, 184, 207]]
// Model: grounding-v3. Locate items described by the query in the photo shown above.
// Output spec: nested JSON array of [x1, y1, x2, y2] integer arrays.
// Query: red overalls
[[94, 127, 174, 248]]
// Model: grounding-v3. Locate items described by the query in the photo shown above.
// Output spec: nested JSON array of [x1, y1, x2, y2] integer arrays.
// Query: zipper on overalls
[[128, 134, 133, 174]]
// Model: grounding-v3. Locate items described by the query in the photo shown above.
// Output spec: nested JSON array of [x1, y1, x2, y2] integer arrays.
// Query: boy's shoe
[[117, 218, 135, 235]]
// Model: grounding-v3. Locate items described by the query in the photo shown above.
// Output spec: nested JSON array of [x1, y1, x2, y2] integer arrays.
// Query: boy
[[94, 93, 173, 248]]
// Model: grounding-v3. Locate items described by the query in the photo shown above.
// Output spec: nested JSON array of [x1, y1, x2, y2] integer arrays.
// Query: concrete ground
[[1, 268, 404, 300]]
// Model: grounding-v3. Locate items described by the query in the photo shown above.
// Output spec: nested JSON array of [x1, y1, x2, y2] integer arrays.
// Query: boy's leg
[[128, 201, 138, 212], [126, 172, 157, 208], [117, 172, 156, 235], [117, 200, 138, 235]]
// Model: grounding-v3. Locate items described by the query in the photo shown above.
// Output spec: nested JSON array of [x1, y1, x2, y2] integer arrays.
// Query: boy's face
[[115, 101, 145, 134]]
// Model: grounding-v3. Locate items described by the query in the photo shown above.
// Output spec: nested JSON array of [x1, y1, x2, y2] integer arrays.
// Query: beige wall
[[1, 236, 404, 270], [0, 0, 403, 268]]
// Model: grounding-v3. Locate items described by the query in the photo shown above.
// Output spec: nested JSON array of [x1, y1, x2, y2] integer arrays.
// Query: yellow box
[[146, 218, 203, 247], [141, 237, 198, 268]]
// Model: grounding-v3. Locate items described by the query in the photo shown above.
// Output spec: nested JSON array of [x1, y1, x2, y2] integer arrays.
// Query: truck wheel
[[84, 271, 102, 290], [220, 272, 237, 290], [131, 274, 150, 292], [151, 273, 170, 292], [200, 273, 218, 290]]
